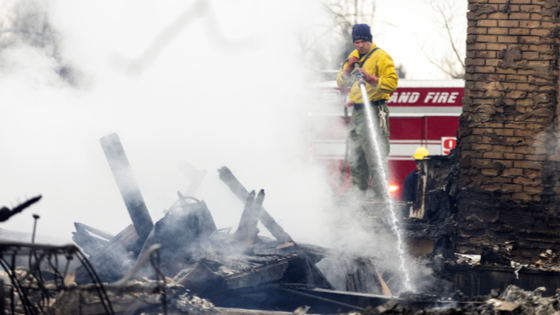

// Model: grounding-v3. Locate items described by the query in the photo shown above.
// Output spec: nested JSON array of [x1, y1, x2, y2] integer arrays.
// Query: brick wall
[[457, 0, 560, 261]]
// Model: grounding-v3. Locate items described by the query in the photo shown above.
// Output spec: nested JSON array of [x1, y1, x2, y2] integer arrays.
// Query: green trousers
[[348, 103, 390, 198]]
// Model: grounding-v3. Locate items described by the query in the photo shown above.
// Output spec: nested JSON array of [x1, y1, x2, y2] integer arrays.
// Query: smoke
[[0, 0, 337, 246], [0, 0, 465, 296]]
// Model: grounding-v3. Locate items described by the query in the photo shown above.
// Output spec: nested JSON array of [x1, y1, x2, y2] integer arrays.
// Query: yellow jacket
[[336, 41, 398, 103]]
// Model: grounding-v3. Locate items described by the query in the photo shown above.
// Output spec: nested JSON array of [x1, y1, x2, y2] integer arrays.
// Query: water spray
[[351, 65, 413, 292]]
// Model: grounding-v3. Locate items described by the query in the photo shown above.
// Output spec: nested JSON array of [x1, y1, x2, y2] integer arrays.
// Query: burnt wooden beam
[[72, 223, 108, 256], [218, 167, 293, 243], [74, 223, 114, 241], [100, 133, 153, 244], [233, 190, 264, 245], [75, 224, 139, 283], [0, 195, 42, 222]]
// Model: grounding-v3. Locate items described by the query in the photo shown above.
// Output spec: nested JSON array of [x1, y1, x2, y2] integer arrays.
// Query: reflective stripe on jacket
[[336, 41, 399, 104]]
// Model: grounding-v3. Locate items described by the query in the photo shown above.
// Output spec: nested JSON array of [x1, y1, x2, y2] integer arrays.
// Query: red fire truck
[[309, 79, 464, 200]]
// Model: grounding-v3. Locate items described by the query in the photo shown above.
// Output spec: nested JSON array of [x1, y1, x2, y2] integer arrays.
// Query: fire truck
[[309, 79, 464, 200]]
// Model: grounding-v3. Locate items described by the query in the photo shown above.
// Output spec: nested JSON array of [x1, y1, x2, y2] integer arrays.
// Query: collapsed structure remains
[[6, 1, 560, 314]]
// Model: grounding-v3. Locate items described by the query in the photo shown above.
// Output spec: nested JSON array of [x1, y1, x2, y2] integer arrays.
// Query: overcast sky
[[0, 0, 467, 245]]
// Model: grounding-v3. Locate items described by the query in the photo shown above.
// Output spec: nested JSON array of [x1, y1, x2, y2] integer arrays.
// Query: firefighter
[[401, 147, 429, 202], [336, 24, 399, 200]]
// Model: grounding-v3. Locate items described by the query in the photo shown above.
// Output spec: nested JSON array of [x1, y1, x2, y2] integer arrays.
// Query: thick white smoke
[[0, 0, 337, 245]]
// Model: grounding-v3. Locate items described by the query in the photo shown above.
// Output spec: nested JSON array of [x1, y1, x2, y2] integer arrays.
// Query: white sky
[[0, 0, 467, 245]]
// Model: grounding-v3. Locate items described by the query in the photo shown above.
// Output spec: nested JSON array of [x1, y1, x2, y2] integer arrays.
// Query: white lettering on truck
[[425, 92, 435, 103], [448, 92, 458, 103], [437, 92, 449, 103], [390, 91, 460, 104], [398, 92, 411, 102]]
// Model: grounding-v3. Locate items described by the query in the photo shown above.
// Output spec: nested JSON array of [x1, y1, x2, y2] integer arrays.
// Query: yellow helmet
[[413, 147, 429, 160]]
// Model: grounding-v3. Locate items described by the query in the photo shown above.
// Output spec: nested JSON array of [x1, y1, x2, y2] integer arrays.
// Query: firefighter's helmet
[[413, 147, 429, 160]]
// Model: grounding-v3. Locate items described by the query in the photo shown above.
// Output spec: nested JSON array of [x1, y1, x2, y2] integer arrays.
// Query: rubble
[[356, 285, 560, 315]]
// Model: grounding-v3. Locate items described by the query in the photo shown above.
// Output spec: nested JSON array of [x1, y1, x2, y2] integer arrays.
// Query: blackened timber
[[0, 195, 42, 222], [100, 133, 153, 244], [74, 223, 114, 241], [218, 167, 293, 243], [75, 224, 138, 283], [233, 190, 264, 245], [72, 223, 109, 256]]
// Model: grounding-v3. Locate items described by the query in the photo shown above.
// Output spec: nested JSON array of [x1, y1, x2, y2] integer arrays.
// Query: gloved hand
[[342, 56, 360, 78], [348, 56, 360, 68], [359, 68, 379, 86]]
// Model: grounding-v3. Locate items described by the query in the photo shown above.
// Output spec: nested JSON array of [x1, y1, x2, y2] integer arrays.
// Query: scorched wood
[[100, 133, 154, 245], [218, 167, 293, 243]]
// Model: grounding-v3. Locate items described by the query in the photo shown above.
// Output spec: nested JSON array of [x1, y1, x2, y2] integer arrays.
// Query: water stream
[[357, 82, 413, 292]]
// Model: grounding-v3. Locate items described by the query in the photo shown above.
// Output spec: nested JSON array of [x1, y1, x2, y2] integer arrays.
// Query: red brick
[[506, 90, 527, 98], [486, 59, 501, 66], [483, 183, 502, 191], [468, 43, 487, 50], [520, 4, 541, 11], [496, 68, 518, 74], [476, 51, 497, 58], [509, 12, 531, 19], [478, 35, 497, 42], [494, 160, 514, 168], [488, 28, 509, 35], [521, 52, 539, 60], [528, 44, 554, 51], [481, 168, 500, 176], [514, 160, 542, 169], [506, 75, 527, 82], [509, 28, 530, 35], [487, 12, 510, 19], [503, 168, 524, 176], [468, 27, 488, 34], [498, 36, 519, 43], [503, 153, 525, 159], [472, 128, 494, 135], [530, 29, 550, 36], [520, 20, 541, 28], [502, 184, 523, 192], [495, 129, 515, 136], [487, 43, 508, 50], [514, 130, 535, 137], [525, 154, 547, 161], [472, 159, 494, 168], [493, 145, 515, 152], [478, 20, 498, 27], [483, 152, 504, 159], [516, 84, 534, 91], [498, 20, 519, 27], [513, 176, 533, 184], [514, 146, 535, 155], [524, 169, 540, 178], [504, 123, 525, 129], [530, 13, 542, 19], [512, 192, 532, 202], [467, 59, 486, 66], [524, 186, 544, 194]]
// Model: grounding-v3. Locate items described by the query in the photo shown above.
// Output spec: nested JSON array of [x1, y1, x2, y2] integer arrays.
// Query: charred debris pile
[[7, 133, 560, 314], [361, 285, 560, 315], [0, 133, 408, 314]]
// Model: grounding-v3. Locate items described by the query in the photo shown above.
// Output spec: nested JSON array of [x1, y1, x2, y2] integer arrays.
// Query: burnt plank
[[218, 167, 292, 243]]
